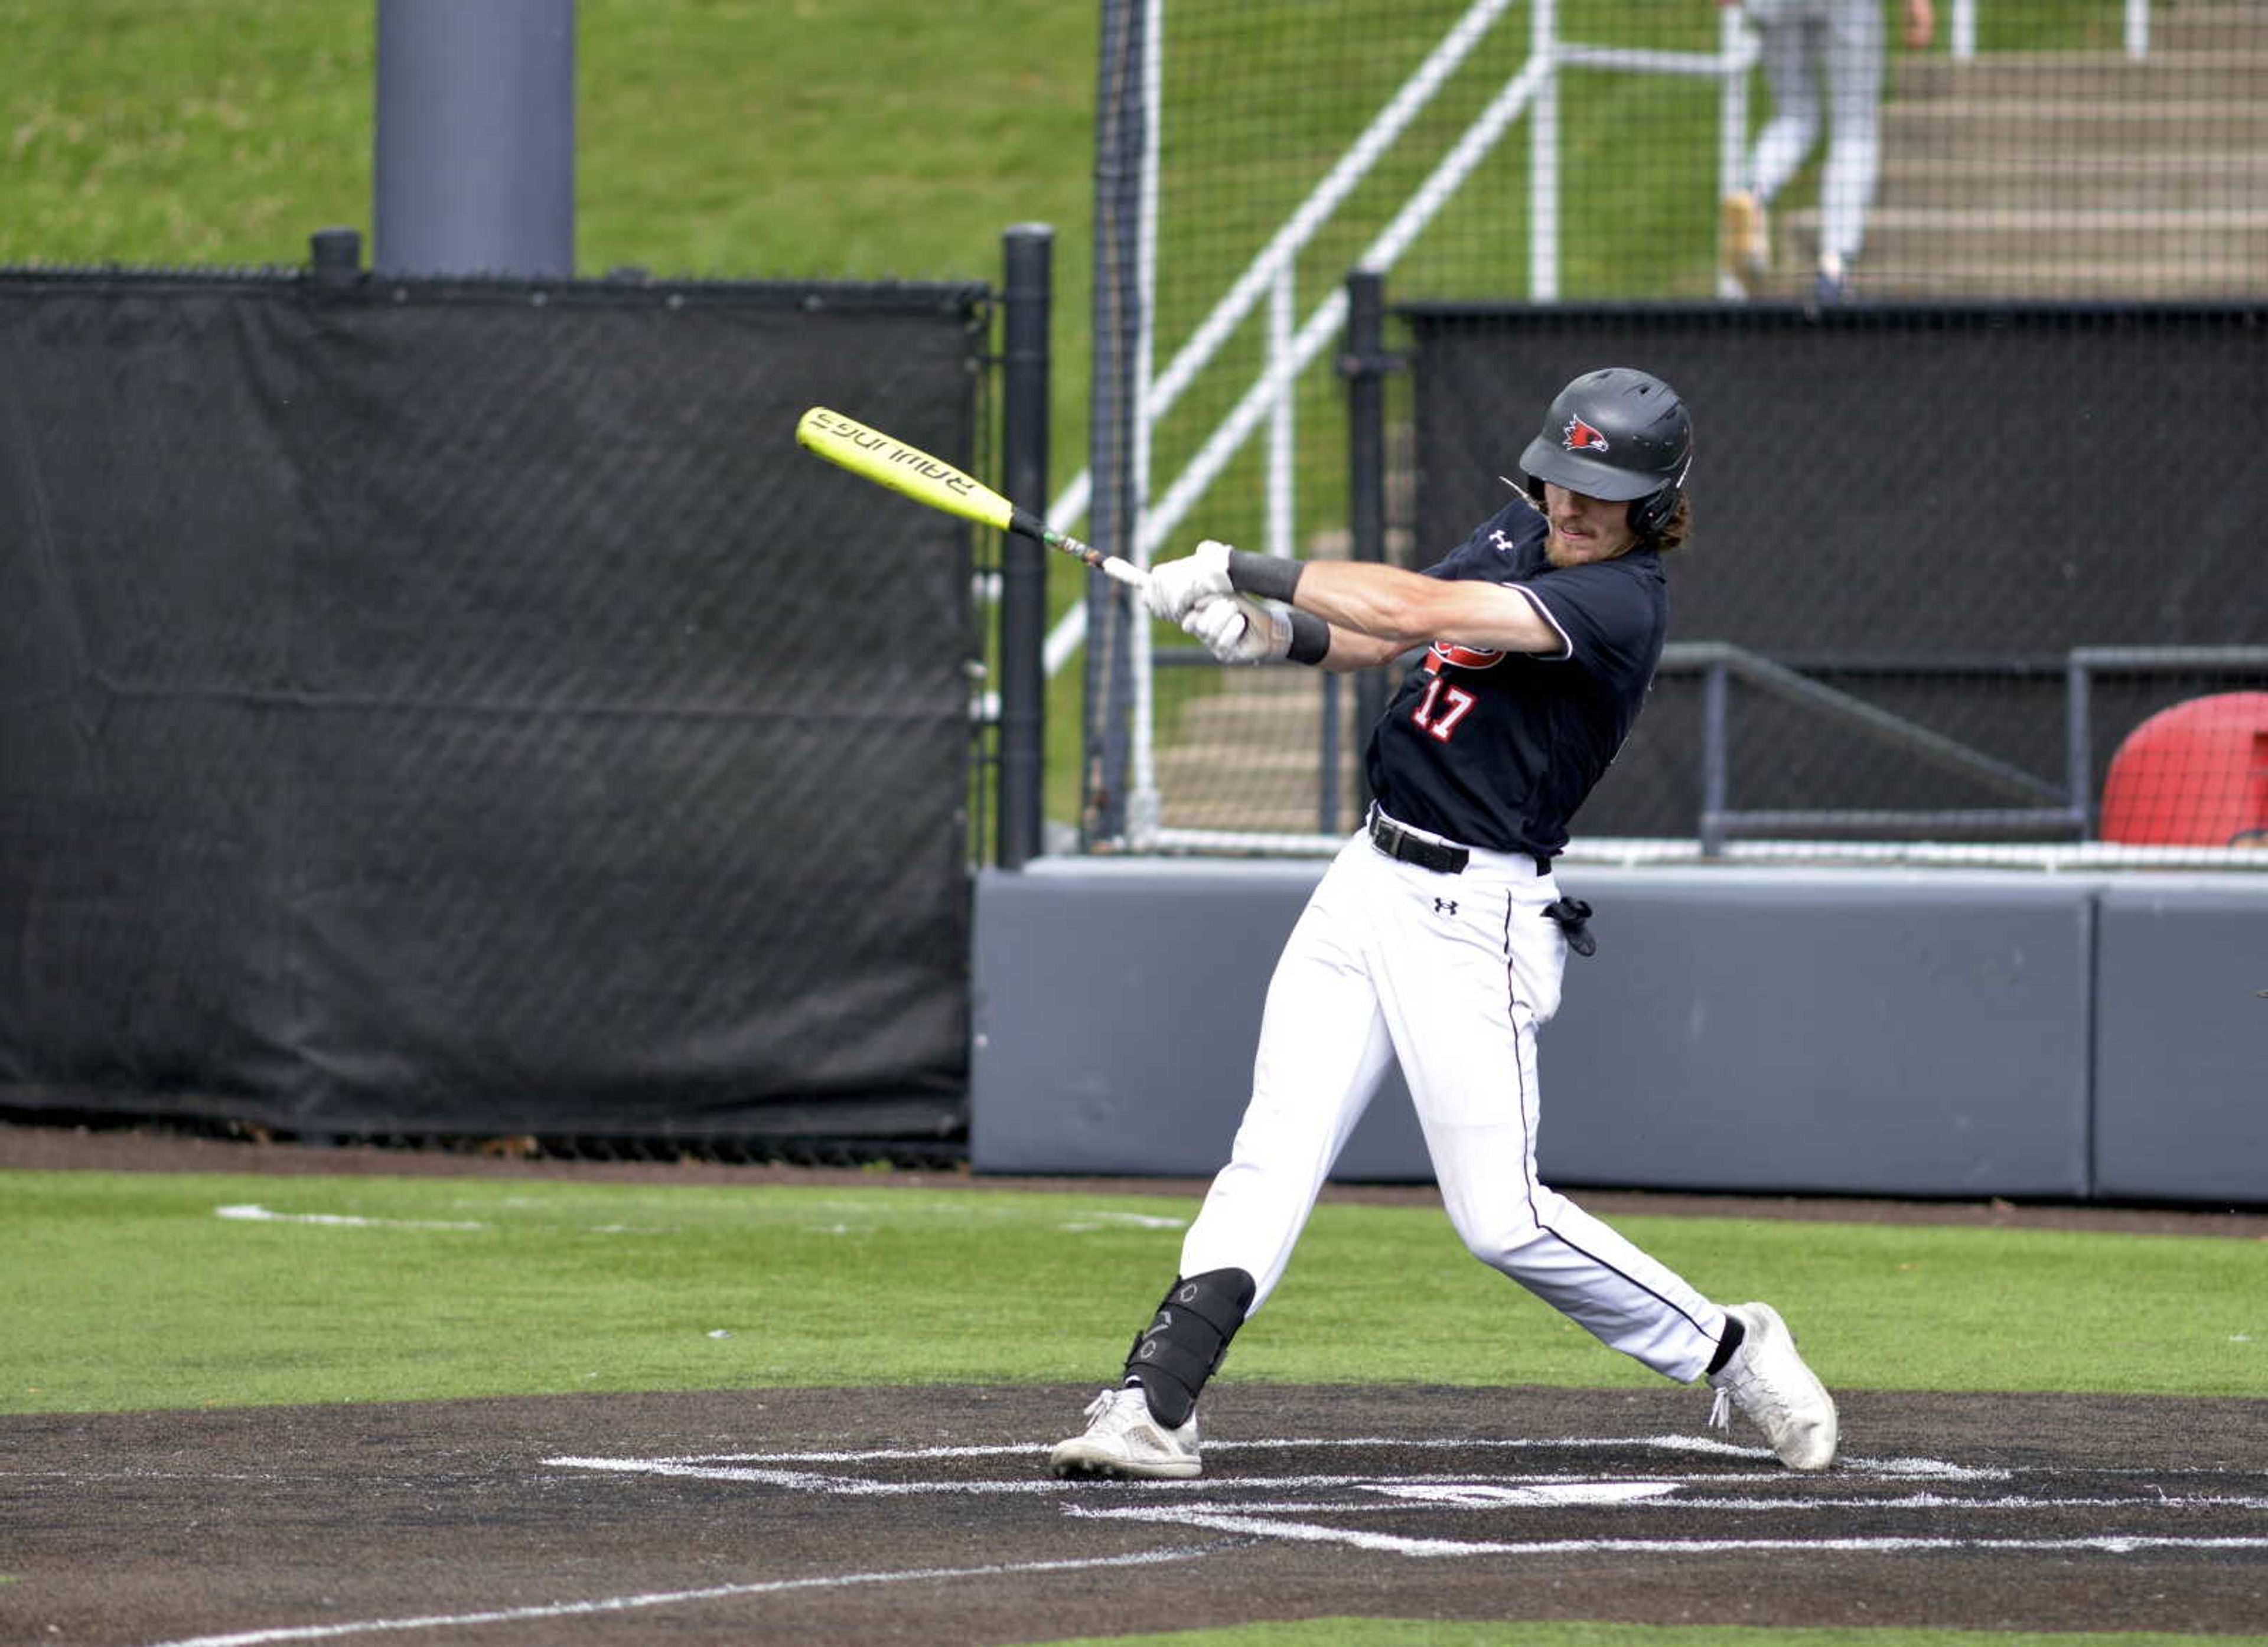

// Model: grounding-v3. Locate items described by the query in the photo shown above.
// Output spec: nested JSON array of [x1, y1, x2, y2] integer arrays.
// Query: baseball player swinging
[[1051, 367, 1837, 1480]]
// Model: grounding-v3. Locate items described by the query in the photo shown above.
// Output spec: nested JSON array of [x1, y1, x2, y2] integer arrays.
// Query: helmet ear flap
[[1627, 485, 1677, 539], [1626, 449, 1693, 540]]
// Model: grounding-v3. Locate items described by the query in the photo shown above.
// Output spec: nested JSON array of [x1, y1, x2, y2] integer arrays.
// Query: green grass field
[[6, 1169, 2262, 1416]]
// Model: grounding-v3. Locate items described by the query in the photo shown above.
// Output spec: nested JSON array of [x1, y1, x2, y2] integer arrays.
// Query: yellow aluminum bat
[[796, 406, 1148, 590]]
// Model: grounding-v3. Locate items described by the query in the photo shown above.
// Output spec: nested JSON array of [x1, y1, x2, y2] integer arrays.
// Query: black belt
[[1366, 807, 1549, 878]]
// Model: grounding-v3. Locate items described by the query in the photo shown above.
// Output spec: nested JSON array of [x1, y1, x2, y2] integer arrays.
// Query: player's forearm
[[1227, 555, 1441, 645], [1227, 553, 1555, 657], [1308, 620, 1405, 673]]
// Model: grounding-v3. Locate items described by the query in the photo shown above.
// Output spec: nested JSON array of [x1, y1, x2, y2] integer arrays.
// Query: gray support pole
[[1343, 269, 1392, 819], [998, 224, 1054, 870], [373, 0, 576, 276], [1081, 0, 1149, 847], [1700, 661, 1731, 856]]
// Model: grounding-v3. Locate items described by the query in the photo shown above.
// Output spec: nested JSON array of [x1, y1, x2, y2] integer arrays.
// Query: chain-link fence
[[1077, 0, 2268, 868]]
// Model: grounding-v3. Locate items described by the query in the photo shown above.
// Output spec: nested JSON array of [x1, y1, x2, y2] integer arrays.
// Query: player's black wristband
[[1284, 610, 1330, 667], [1226, 549, 1305, 603]]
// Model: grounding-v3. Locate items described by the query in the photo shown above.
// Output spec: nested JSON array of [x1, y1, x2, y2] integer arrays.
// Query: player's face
[[1540, 482, 1639, 567]]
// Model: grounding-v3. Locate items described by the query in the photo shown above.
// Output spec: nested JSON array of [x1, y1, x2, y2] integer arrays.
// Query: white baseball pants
[[1178, 826, 1728, 1384]]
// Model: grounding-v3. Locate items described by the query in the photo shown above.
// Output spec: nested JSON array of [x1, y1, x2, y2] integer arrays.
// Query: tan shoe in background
[[1721, 189, 1770, 279]]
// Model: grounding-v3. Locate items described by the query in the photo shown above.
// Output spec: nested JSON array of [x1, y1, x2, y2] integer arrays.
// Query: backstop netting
[[1076, 0, 2268, 867]]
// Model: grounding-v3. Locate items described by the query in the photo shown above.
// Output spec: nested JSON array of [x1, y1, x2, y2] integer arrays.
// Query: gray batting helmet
[[1519, 367, 1693, 537]]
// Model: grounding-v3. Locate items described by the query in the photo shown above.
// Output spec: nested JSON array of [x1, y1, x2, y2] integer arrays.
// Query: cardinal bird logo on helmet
[[1562, 415, 1609, 452]]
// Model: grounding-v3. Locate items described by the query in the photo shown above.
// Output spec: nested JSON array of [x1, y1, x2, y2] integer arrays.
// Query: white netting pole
[[1529, 0, 1559, 301], [1126, 0, 1166, 849]]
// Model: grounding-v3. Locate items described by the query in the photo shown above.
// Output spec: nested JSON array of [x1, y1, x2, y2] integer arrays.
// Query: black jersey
[[1362, 495, 1667, 857]]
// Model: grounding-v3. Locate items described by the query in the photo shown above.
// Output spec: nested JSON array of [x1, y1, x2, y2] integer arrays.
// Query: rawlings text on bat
[[796, 406, 1148, 589]]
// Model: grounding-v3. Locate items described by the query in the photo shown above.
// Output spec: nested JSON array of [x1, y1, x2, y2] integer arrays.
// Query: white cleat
[[1049, 1386, 1202, 1480], [1707, 1301, 1838, 1470]]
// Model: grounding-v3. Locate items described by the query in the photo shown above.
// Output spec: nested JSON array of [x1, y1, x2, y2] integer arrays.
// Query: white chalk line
[[1139, 1487, 2268, 1516], [545, 1459, 1732, 1499], [547, 1433, 2008, 1487], [132, 1544, 1221, 1647], [211, 1204, 1170, 1237], [1057, 1506, 2268, 1560], [542, 1458, 1959, 1498], [214, 1205, 491, 1232], [544, 1454, 2268, 1522], [556, 1432, 2005, 1479]]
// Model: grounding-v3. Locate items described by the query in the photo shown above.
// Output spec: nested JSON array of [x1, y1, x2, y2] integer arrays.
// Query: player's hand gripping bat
[[796, 407, 1149, 591]]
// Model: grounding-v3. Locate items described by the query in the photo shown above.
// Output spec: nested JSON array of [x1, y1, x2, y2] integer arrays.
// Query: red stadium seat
[[2098, 692, 2268, 847]]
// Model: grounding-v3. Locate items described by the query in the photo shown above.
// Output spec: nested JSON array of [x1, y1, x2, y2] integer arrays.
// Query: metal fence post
[[1700, 658, 1731, 856], [1342, 268, 1396, 825], [2065, 653, 2095, 842], [1082, 0, 1152, 847], [997, 224, 1054, 869]]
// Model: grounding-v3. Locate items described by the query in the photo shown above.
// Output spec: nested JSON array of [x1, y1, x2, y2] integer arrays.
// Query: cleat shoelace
[[1710, 1360, 1794, 1440]]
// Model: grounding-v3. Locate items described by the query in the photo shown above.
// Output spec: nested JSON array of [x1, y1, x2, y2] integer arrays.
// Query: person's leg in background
[[1725, 0, 1827, 284], [1813, 0, 1888, 297]]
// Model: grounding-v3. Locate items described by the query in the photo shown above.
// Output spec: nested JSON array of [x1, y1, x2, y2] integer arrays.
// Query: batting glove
[[1183, 593, 1288, 666], [1144, 539, 1236, 624]]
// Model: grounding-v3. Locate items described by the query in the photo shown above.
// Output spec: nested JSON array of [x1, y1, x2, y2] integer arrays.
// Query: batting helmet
[[1519, 367, 1693, 540]]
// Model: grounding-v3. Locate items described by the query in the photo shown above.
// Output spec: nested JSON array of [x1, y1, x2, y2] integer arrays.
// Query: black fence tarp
[[1402, 303, 2268, 839], [0, 269, 988, 1140]]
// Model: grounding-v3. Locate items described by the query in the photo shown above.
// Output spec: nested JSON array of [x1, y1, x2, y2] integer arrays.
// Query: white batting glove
[[1143, 539, 1236, 624], [1183, 593, 1288, 666]]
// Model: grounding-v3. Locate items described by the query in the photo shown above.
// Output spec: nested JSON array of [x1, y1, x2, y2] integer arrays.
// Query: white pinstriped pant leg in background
[[1740, 0, 1888, 262]]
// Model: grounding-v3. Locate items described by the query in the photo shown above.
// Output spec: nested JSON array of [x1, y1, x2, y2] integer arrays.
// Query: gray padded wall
[[2093, 879, 2268, 1202], [970, 861, 1429, 1178], [1539, 871, 2094, 1198], [971, 861, 2114, 1197]]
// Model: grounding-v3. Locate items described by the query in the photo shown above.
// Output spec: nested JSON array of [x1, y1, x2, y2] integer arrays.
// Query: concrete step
[[1895, 49, 2268, 102], [1154, 667, 1360, 836], [1169, 675, 1337, 736], [1877, 153, 2268, 210], [1156, 741, 1338, 777], [1736, 254, 2268, 300], [1881, 99, 2268, 151], [1774, 203, 2268, 287], [1158, 798, 1350, 836], [2155, 5, 2268, 53]]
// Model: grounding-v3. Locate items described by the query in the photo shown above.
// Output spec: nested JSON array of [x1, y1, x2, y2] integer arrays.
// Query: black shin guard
[[1122, 1268, 1256, 1428]]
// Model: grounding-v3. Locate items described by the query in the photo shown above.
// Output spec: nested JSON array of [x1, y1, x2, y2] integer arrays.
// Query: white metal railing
[[1036, 0, 2160, 687], [1044, 0, 1521, 681], [1023, 0, 2191, 858], [1950, 0, 2151, 59], [1122, 0, 1758, 846], [1045, 1, 1758, 685]]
